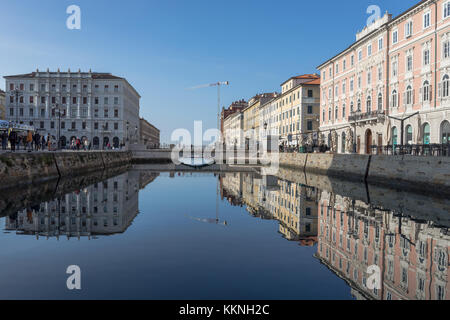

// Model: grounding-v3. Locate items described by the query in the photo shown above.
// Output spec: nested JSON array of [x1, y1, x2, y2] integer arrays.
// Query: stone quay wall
[[278, 153, 450, 195], [0, 151, 132, 189]]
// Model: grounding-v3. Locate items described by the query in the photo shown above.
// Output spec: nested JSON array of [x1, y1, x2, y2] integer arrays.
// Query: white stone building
[[259, 96, 280, 143], [223, 111, 244, 146], [4, 69, 141, 149]]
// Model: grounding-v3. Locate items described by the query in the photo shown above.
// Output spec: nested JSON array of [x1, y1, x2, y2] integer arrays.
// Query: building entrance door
[[378, 134, 383, 154], [365, 130, 372, 154]]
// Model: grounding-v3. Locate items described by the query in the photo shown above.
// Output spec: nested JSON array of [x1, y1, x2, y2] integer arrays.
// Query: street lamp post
[[52, 103, 63, 150], [9, 87, 23, 124]]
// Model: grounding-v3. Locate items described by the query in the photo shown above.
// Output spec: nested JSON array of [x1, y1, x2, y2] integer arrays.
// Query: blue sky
[[0, 0, 418, 143]]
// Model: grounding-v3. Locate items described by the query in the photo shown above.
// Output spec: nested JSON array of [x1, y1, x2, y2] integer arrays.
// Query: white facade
[[260, 97, 280, 140], [4, 69, 141, 149], [223, 111, 244, 146]]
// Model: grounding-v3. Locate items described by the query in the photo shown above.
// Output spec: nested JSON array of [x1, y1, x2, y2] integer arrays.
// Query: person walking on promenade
[[47, 134, 51, 151], [26, 130, 33, 152], [41, 135, 46, 151], [34, 132, 41, 151], [84, 139, 89, 151], [16, 136, 22, 151], [9, 130, 17, 152]]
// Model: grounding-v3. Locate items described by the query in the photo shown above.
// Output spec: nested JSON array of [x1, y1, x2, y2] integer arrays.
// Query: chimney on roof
[[68, 68, 71, 73], [57, 68, 60, 73], [36, 68, 39, 72], [78, 68, 81, 73], [46, 68, 49, 73]]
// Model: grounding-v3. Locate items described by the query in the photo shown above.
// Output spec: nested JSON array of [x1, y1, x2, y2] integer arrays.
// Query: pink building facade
[[318, 0, 450, 154]]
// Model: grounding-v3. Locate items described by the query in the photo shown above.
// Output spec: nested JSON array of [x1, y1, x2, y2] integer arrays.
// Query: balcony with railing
[[348, 110, 385, 122]]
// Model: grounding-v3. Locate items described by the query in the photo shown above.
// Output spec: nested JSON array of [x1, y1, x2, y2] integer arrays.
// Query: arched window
[[357, 99, 361, 112], [350, 101, 354, 113], [328, 108, 332, 122], [423, 81, 430, 102], [378, 93, 383, 111], [443, 75, 450, 97], [392, 127, 398, 146], [423, 123, 431, 145], [341, 132, 346, 153], [405, 125, 413, 145], [335, 106, 339, 120], [392, 90, 398, 108], [366, 96, 372, 112], [406, 85, 413, 105], [441, 120, 450, 144], [103, 137, 110, 148], [342, 103, 346, 118]]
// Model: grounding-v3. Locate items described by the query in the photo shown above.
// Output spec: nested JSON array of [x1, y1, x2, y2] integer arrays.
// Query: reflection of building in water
[[220, 173, 244, 207], [316, 190, 449, 300], [273, 179, 318, 243], [221, 172, 319, 244], [5, 171, 150, 239], [139, 171, 160, 190]]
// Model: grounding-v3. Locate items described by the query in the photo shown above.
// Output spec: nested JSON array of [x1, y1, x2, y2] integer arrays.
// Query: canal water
[[0, 167, 448, 300]]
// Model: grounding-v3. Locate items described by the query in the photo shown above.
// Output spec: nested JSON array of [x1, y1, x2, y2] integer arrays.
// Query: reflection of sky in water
[[0, 170, 447, 300]]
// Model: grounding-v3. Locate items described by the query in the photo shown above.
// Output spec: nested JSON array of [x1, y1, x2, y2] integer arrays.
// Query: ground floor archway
[[93, 137, 100, 149], [113, 137, 120, 148], [103, 137, 110, 148], [441, 120, 450, 144]]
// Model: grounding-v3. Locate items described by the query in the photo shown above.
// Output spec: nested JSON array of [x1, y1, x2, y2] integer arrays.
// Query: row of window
[[323, 4, 450, 83], [15, 120, 121, 131], [9, 83, 120, 93], [324, 42, 450, 100], [9, 107, 121, 118], [9, 95, 121, 106], [322, 75, 450, 122]]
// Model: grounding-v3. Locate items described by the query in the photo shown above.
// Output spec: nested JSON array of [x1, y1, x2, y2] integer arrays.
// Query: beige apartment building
[[139, 117, 160, 148], [272, 74, 321, 146], [318, 0, 450, 154], [242, 93, 277, 148]]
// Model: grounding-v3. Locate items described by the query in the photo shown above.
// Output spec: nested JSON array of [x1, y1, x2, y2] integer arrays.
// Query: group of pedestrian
[[70, 137, 91, 151], [0, 130, 53, 152]]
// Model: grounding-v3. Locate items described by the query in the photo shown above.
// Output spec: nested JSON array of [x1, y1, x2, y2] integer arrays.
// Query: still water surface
[[0, 167, 448, 300]]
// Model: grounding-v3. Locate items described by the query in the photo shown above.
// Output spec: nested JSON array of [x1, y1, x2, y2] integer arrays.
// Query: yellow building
[[242, 93, 277, 147], [275, 74, 321, 146]]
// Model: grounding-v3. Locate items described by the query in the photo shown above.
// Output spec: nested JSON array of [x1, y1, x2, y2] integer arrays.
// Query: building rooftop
[[4, 71, 124, 80], [280, 73, 320, 86], [4, 69, 141, 98], [139, 118, 160, 132]]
